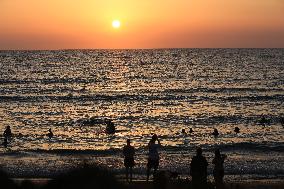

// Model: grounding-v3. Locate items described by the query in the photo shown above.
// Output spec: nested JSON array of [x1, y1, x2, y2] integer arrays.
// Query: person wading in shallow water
[[146, 134, 161, 181], [47, 128, 53, 139], [123, 139, 135, 182], [212, 149, 227, 189], [190, 147, 208, 189]]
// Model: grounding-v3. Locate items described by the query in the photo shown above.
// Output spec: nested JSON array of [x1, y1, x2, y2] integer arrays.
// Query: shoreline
[[11, 178, 284, 189]]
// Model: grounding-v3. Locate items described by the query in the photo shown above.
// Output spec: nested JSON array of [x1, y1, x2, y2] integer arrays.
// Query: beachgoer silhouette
[[280, 117, 284, 126], [105, 120, 115, 134], [189, 128, 194, 134], [212, 149, 227, 189], [234, 127, 240, 134], [47, 128, 53, 139], [123, 139, 135, 182], [190, 147, 208, 189], [259, 115, 270, 126], [3, 126, 12, 138], [146, 134, 161, 181], [182, 129, 186, 134], [212, 128, 219, 137], [2, 137, 8, 148]]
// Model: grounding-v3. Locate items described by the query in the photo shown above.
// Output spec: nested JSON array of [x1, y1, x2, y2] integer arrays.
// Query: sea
[[0, 49, 283, 180]]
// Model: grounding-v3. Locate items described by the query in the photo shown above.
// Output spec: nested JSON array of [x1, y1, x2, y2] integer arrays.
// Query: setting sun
[[112, 20, 121, 28]]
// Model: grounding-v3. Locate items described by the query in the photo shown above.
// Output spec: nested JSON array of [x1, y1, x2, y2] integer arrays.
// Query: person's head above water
[[127, 139, 131, 145], [151, 134, 158, 141], [196, 147, 202, 156]]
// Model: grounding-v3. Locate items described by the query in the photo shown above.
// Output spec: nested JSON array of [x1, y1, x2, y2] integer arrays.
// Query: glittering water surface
[[0, 49, 283, 178]]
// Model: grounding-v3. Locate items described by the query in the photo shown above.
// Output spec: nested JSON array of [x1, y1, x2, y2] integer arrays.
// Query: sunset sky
[[1, 0, 284, 50]]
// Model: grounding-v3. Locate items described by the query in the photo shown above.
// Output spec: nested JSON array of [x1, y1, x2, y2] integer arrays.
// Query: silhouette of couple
[[190, 147, 226, 189], [122, 134, 161, 182]]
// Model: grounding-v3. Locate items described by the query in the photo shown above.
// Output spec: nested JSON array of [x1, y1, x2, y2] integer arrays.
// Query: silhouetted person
[[234, 127, 240, 134], [212, 128, 219, 137], [2, 137, 8, 148], [3, 126, 12, 138], [146, 134, 161, 181], [106, 120, 115, 134], [280, 117, 284, 126], [259, 115, 270, 126], [123, 139, 135, 182], [181, 129, 186, 134], [47, 128, 53, 139], [212, 149, 227, 189], [189, 128, 194, 134], [190, 147, 208, 189]]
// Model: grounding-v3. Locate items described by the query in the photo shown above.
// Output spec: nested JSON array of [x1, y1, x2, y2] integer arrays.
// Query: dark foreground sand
[[12, 178, 284, 189], [123, 180, 284, 189]]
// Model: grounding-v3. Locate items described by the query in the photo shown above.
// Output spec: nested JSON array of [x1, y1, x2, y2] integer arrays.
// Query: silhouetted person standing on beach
[[123, 139, 135, 182], [47, 128, 53, 139], [3, 126, 12, 138], [190, 147, 208, 189], [212, 149, 227, 189], [146, 134, 161, 181]]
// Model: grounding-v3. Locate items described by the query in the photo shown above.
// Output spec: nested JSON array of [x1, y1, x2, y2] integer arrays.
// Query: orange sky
[[0, 0, 284, 49]]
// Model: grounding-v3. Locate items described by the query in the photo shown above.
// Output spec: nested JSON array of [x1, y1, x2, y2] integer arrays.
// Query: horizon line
[[1, 47, 284, 51]]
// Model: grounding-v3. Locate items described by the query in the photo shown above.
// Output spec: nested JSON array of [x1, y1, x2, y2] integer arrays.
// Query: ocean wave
[[1, 142, 282, 156], [0, 93, 283, 103]]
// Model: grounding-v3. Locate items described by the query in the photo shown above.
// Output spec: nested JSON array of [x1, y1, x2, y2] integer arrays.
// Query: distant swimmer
[[212, 129, 219, 137], [181, 129, 186, 134], [280, 117, 284, 126], [189, 128, 194, 134], [259, 115, 270, 126], [3, 126, 12, 138], [105, 120, 115, 134], [47, 128, 53, 139], [234, 127, 240, 134], [2, 137, 8, 148]]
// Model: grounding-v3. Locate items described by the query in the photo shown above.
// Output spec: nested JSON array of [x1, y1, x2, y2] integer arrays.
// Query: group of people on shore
[[122, 134, 226, 189]]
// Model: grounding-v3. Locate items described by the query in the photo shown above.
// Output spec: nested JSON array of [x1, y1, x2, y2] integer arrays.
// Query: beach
[[0, 49, 283, 187]]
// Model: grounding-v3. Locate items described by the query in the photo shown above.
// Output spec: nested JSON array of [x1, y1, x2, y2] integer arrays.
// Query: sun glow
[[112, 20, 121, 28]]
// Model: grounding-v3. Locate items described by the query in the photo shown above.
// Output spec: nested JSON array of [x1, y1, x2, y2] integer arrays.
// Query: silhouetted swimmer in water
[[234, 127, 240, 134], [2, 137, 8, 148], [47, 128, 53, 139], [280, 117, 284, 126], [147, 134, 161, 181], [3, 126, 12, 138], [190, 147, 208, 189], [105, 120, 115, 134], [189, 128, 194, 134], [212, 149, 227, 189], [181, 129, 186, 134], [259, 115, 270, 126], [212, 128, 219, 137], [123, 139, 135, 182]]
